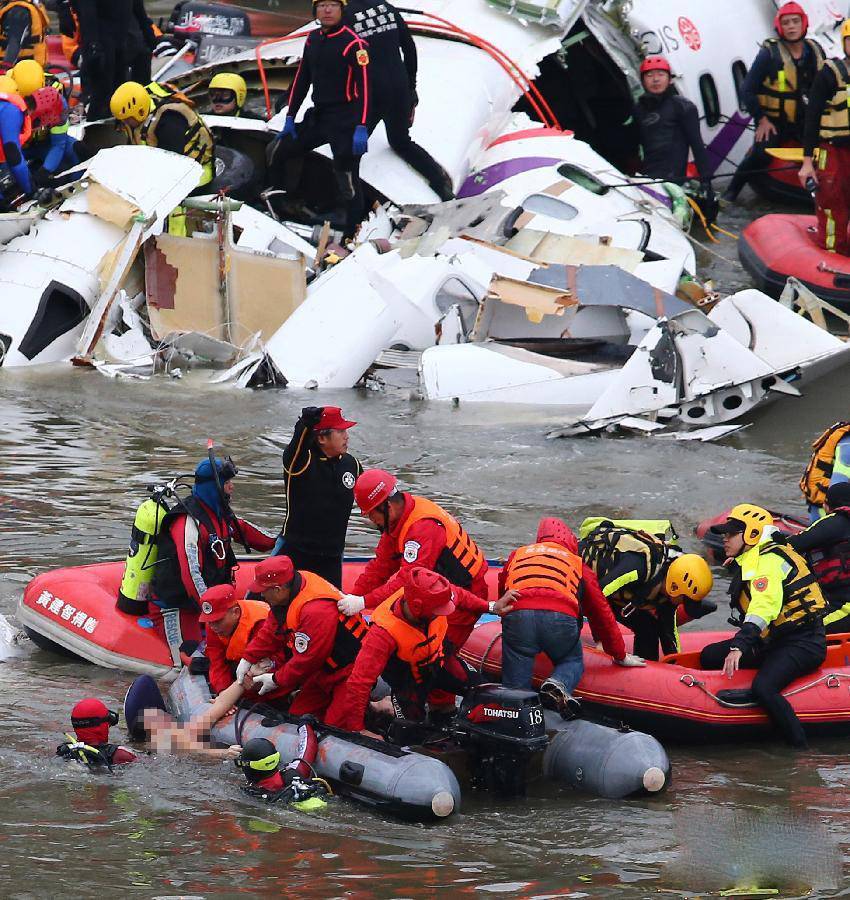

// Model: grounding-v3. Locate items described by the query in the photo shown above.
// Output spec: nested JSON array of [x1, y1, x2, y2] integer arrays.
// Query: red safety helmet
[[536, 517, 578, 554], [402, 566, 456, 619], [774, 2, 808, 38], [71, 698, 119, 745], [354, 468, 398, 514], [28, 86, 64, 128], [639, 55, 672, 76]]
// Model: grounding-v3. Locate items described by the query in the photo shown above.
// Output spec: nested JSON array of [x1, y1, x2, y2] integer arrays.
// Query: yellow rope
[[685, 195, 720, 243]]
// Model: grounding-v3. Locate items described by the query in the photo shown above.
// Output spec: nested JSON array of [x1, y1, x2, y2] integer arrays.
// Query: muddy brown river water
[[2, 12, 849, 894]]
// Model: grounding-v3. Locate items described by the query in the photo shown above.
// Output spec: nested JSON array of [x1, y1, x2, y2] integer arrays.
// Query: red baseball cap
[[248, 555, 295, 593], [198, 584, 238, 623], [315, 407, 356, 431], [402, 567, 456, 618]]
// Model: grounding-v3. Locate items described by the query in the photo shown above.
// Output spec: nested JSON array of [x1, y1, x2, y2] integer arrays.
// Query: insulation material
[[487, 275, 576, 317], [529, 233, 643, 270], [144, 234, 306, 345], [86, 182, 142, 230]]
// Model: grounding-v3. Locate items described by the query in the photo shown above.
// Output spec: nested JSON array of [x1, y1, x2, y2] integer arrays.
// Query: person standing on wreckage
[[268, 0, 370, 240], [150, 456, 275, 666], [344, 0, 454, 201]]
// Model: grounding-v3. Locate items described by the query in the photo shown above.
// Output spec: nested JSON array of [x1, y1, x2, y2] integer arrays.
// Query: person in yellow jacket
[[703, 504, 827, 748], [0, 0, 48, 66]]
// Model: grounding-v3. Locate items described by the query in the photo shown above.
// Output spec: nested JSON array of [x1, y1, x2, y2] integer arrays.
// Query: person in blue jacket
[[0, 84, 63, 200]]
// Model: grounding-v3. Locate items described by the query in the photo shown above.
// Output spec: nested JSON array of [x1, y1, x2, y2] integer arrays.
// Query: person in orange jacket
[[499, 517, 645, 718], [340, 469, 493, 656], [234, 555, 368, 723], [327, 567, 515, 733], [199, 583, 270, 695]]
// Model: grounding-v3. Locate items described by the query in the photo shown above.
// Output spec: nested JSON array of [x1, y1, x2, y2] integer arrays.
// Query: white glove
[[338, 594, 365, 616], [235, 658, 252, 684], [253, 672, 277, 696], [615, 653, 647, 667]]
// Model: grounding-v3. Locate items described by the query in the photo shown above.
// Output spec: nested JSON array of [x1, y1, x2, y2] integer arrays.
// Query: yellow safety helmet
[[665, 554, 713, 601], [726, 503, 774, 547], [11, 60, 44, 97], [208, 72, 247, 109], [0, 74, 18, 95], [110, 81, 152, 122], [842, 18, 850, 40]]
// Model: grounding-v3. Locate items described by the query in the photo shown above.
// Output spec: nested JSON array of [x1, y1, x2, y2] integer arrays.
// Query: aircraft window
[[699, 73, 721, 127], [557, 163, 608, 195], [522, 193, 579, 221], [732, 60, 748, 112], [17, 282, 88, 361]]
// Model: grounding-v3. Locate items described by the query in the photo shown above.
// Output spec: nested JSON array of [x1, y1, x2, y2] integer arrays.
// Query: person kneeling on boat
[[799, 19, 850, 255], [150, 456, 274, 666], [57, 698, 138, 770], [233, 555, 368, 723], [199, 583, 270, 696], [702, 504, 827, 748], [724, 2, 824, 201], [327, 567, 516, 735], [799, 420, 850, 523], [500, 517, 644, 719], [580, 522, 715, 661], [789, 482, 850, 634]]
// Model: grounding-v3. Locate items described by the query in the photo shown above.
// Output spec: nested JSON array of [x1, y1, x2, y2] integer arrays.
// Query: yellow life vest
[[0, 0, 48, 66], [819, 58, 850, 143], [126, 82, 215, 186], [736, 541, 826, 641], [799, 421, 850, 506], [757, 38, 825, 128]]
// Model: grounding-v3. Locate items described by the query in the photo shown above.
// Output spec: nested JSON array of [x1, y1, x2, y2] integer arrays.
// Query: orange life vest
[[0, 91, 30, 163], [223, 598, 270, 663], [397, 495, 486, 589], [284, 571, 368, 672], [800, 422, 850, 506], [504, 541, 583, 601], [0, 0, 48, 65], [372, 589, 449, 684]]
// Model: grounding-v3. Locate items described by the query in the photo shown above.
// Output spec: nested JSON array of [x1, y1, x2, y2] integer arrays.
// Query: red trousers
[[815, 143, 850, 255], [264, 666, 351, 724]]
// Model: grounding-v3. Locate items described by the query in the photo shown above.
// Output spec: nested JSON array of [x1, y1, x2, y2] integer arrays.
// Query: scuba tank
[[117, 482, 177, 615]]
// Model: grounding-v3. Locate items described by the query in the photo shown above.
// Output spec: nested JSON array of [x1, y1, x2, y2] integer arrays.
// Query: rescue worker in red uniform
[[56, 698, 138, 769], [499, 518, 644, 718], [270, 0, 370, 238], [234, 555, 368, 722], [340, 469, 494, 656], [199, 583, 270, 695], [328, 567, 515, 733], [800, 19, 850, 254], [151, 456, 274, 665]]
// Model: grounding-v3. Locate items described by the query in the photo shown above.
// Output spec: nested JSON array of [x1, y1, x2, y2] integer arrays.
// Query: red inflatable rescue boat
[[739, 214, 850, 305], [18, 558, 504, 677], [461, 621, 850, 743]]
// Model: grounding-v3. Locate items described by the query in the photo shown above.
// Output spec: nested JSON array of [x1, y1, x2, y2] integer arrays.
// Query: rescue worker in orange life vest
[[725, 2, 825, 201], [198, 583, 270, 696], [272, 406, 362, 589], [0, 0, 48, 66], [151, 457, 274, 665], [702, 505, 827, 748], [499, 518, 644, 719], [0, 85, 64, 204], [233, 555, 369, 723], [326, 567, 515, 734], [799, 19, 850, 255], [340, 469, 493, 656], [788, 482, 850, 634], [800, 421, 850, 523], [270, 0, 370, 239]]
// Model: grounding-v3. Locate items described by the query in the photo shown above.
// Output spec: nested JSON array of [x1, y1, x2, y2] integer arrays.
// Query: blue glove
[[278, 116, 296, 141], [352, 124, 368, 156]]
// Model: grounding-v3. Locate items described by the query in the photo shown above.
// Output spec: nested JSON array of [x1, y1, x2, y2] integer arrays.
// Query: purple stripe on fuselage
[[705, 112, 751, 175], [457, 157, 561, 198], [638, 185, 672, 208]]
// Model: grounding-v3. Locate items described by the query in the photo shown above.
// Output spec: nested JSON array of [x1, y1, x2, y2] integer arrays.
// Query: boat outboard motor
[[453, 684, 549, 798]]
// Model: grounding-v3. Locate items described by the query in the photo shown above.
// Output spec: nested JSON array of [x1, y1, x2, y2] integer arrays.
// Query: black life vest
[[808, 508, 850, 590], [152, 495, 237, 609], [56, 739, 119, 770]]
